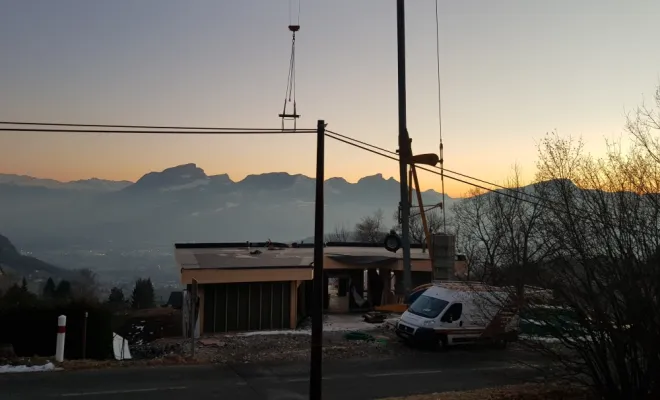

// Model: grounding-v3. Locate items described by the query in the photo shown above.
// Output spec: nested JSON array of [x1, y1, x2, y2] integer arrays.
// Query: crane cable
[[281, 0, 301, 130], [289, 0, 301, 26], [435, 0, 447, 233]]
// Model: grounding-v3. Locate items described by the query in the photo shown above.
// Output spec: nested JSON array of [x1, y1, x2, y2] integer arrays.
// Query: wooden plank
[[270, 282, 274, 329], [212, 285, 217, 333], [247, 283, 251, 331], [236, 283, 240, 329], [290, 281, 298, 329]]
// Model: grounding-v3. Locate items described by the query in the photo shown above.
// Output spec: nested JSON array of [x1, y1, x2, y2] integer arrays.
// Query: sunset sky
[[1, 0, 659, 197]]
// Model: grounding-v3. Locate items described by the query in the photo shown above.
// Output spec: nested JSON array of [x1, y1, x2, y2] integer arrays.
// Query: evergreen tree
[[131, 278, 155, 309], [20, 277, 28, 292], [42, 277, 56, 298], [0, 282, 37, 307], [54, 280, 72, 301], [106, 287, 126, 309]]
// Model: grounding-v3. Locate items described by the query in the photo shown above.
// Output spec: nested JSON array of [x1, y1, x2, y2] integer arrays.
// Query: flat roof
[[174, 241, 430, 249], [174, 242, 433, 270]]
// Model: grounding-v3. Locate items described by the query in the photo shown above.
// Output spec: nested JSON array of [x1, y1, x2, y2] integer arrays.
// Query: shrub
[[0, 300, 113, 360]]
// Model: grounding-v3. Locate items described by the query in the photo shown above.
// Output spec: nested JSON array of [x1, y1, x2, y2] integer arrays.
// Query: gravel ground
[[145, 316, 416, 364]]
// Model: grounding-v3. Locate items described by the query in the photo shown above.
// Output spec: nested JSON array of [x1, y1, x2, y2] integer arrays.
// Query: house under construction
[[175, 241, 467, 334]]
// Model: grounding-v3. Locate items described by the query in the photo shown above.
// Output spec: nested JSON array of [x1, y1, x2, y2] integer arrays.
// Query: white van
[[395, 281, 519, 348]]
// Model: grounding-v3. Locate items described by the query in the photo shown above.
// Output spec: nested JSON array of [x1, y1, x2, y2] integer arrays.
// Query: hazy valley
[[0, 163, 455, 290]]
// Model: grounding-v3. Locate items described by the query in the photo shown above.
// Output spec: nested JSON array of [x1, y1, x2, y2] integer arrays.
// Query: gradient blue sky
[[1, 0, 659, 196]]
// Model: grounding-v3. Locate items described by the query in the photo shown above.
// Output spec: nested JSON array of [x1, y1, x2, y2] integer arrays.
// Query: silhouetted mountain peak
[[209, 173, 233, 185], [325, 177, 349, 187], [529, 178, 578, 192], [0, 233, 68, 279], [0, 174, 130, 192], [238, 172, 312, 190], [357, 173, 398, 189], [159, 163, 207, 178], [0, 233, 18, 256], [127, 163, 209, 192]]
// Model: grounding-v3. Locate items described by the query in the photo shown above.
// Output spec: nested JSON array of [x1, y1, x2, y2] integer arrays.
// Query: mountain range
[[0, 173, 131, 192], [0, 164, 455, 250], [0, 234, 68, 280]]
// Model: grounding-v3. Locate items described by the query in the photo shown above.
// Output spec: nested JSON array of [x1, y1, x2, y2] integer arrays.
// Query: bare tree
[[325, 225, 353, 242], [457, 113, 660, 398], [625, 85, 660, 166], [451, 99, 660, 396], [452, 187, 506, 282], [354, 209, 386, 243], [520, 127, 660, 399], [392, 207, 444, 246], [71, 268, 100, 301]]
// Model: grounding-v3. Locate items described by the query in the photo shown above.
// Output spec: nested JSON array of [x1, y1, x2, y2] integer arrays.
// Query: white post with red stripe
[[55, 315, 66, 362]]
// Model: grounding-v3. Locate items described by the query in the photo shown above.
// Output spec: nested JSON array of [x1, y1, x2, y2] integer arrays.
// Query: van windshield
[[408, 295, 449, 319]]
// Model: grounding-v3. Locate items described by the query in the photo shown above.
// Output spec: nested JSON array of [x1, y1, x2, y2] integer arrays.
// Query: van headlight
[[422, 320, 434, 327]]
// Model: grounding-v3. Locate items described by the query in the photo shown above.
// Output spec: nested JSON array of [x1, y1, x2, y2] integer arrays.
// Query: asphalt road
[[1, 347, 547, 400]]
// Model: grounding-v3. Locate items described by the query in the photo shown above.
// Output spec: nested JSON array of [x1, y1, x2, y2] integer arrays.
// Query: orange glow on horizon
[[0, 162, 528, 199]]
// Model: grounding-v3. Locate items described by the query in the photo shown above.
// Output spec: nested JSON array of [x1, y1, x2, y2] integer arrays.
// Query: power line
[[326, 129, 549, 204], [328, 128, 641, 228], [0, 121, 307, 131], [324, 131, 660, 238], [0, 128, 315, 135], [325, 132, 520, 200], [434, 0, 447, 233], [3, 121, 638, 218], [2, 118, 654, 236]]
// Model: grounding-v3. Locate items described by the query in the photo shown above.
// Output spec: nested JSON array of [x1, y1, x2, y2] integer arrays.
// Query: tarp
[[112, 333, 132, 360]]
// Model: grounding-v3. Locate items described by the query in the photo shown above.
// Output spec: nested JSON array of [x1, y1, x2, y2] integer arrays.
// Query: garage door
[[203, 281, 292, 333]]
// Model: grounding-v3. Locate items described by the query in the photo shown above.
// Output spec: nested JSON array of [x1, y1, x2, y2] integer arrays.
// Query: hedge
[[0, 301, 113, 360]]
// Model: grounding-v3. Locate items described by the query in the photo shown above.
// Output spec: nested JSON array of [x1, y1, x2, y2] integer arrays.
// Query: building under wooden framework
[[175, 241, 467, 334]]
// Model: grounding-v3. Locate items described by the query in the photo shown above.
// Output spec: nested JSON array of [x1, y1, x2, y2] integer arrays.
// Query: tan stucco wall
[[180, 259, 468, 285], [181, 268, 312, 285]]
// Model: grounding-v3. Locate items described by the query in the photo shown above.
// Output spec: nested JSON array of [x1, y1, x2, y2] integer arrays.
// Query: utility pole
[[190, 278, 198, 358], [396, 0, 413, 299], [309, 119, 325, 400]]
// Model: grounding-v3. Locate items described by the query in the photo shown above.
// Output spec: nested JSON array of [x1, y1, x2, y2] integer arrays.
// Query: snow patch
[[160, 179, 210, 192], [519, 334, 562, 343], [322, 315, 384, 332], [235, 315, 390, 337], [0, 363, 56, 374]]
